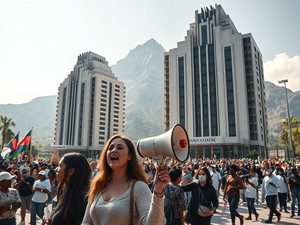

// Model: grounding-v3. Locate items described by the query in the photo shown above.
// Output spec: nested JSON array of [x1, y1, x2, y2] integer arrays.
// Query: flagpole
[[30, 127, 33, 163]]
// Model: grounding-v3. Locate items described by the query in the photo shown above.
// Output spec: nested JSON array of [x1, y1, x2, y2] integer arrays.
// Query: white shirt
[[211, 171, 222, 191], [245, 176, 258, 198], [276, 175, 288, 193], [263, 174, 280, 196], [32, 179, 51, 203]]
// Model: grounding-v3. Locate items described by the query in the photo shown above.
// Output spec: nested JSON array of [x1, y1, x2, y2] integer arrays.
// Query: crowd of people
[[0, 136, 300, 225]]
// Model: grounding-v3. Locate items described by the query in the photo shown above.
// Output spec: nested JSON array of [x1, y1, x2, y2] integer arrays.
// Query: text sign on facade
[[189, 137, 224, 145]]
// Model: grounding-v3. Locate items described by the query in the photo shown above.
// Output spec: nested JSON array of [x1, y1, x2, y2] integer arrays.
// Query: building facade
[[164, 4, 269, 159], [52, 52, 125, 158]]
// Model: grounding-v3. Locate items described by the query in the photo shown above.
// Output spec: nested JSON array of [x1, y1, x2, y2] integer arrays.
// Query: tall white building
[[164, 5, 269, 159], [53, 52, 125, 158]]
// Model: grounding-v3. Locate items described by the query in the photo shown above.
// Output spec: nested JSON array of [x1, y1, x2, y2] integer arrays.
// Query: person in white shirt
[[211, 165, 221, 198], [30, 170, 51, 225], [89, 161, 98, 179], [244, 169, 259, 221], [276, 167, 289, 213], [180, 163, 193, 205], [263, 167, 281, 223]]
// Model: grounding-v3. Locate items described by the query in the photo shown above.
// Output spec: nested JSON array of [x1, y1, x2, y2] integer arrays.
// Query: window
[[178, 57, 185, 127], [224, 46, 236, 136]]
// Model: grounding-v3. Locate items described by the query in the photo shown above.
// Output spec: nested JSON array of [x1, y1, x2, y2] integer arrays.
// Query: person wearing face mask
[[181, 167, 218, 225]]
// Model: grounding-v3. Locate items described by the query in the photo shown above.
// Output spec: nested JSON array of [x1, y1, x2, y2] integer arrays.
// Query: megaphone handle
[[155, 155, 165, 166]]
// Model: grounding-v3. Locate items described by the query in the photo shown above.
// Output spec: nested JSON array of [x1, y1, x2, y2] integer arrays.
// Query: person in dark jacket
[[181, 167, 218, 225], [49, 152, 91, 225]]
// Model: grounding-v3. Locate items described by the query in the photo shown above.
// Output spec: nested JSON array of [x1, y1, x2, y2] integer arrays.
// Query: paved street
[[211, 196, 300, 225], [14, 192, 299, 225]]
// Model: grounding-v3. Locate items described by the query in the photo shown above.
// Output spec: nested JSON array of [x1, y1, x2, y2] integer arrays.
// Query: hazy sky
[[0, 0, 299, 104]]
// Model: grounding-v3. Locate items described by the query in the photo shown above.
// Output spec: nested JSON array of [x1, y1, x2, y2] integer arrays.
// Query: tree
[[280, 116, 300, 158], [292, 125, 300, 156], [270, 138, 282, 159], [0, 116, 16, 148], [246, 149, 259, 159]]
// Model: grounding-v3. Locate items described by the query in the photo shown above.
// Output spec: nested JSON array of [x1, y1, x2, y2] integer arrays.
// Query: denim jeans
[[266, 195, 280, 221], [228, 195, 240, 224], [256, 185, 259, 203], [30, 200, 46, 225], [246, 198, 257, 216], [0, 217, 16, 225], [291, 189, 300, 215], [261, 184, 265, 203]]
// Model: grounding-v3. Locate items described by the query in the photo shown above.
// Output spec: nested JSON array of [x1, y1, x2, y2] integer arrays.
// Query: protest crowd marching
[[1, 135, 300, 225]]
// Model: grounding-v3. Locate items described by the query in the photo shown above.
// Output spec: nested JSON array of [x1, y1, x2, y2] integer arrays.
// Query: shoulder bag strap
[[198, 184, 209, 205], [130, 180, 138, 225]]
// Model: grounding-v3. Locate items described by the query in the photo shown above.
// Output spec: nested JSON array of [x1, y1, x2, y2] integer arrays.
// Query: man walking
[[263, 167, 281, 223], [211, 165, 222, 198], [288, 166, 300, 218]]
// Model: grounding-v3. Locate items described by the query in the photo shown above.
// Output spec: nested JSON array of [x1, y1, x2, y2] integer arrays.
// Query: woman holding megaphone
[[82, 134, 170, 225]]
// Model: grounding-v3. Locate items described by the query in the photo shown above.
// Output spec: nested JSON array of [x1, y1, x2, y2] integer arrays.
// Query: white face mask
[[198, 175, 206, 182]]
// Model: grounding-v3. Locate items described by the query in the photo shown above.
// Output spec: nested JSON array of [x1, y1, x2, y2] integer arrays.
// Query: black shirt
[[289, 174, 300, 190], [19, 175, 35, 196], [51, 186, 88, 225], [182, 182, 218, 225]]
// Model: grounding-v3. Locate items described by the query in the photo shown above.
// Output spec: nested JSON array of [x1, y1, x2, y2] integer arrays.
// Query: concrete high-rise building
[[164, 4, 269, 159], [52, 52, 125, 158]]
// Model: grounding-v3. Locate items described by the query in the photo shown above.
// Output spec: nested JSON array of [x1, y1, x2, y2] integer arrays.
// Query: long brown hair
[[88, 135, 147, 201]]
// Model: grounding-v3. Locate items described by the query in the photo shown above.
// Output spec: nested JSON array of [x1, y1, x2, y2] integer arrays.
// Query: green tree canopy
[[280, 116, 300, 157], [0, 116, 16, 148]]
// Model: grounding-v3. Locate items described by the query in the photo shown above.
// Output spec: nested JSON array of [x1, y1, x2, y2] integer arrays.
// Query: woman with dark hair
[[244, 169, 259, 221], [276, 167, 288, 213], [49, 152, 91, 225], [181, 167, 218, 225], [82, 134, 169, 225], [223, 164, 244, 225], [47, 169, 58, 208]]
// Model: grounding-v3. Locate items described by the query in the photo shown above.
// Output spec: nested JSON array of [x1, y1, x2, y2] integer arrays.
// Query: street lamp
[[278, 79, 295, 166]]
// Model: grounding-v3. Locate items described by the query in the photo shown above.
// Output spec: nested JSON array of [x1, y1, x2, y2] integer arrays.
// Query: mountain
[[1, 40, 300, 146], [0, 96, 57, 145], [111, 39, 165, 141], [265, 81, 300, 138]]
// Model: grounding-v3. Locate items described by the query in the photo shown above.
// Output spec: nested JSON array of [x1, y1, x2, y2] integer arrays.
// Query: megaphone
[[137, 124, 190, 164]]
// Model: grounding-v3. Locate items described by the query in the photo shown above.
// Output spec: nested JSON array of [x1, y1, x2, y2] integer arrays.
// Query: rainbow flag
[[1, 133, 19, 159], [7, 130, 32, 160]]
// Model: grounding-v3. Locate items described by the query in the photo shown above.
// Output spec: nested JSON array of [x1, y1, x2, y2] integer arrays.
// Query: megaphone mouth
[[170, 124, 190, 163], [136, 123, 190, 163]]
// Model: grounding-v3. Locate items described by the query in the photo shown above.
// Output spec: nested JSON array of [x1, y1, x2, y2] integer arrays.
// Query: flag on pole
[[1, 133, 19, 159], [7, 130, 32, 160]]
